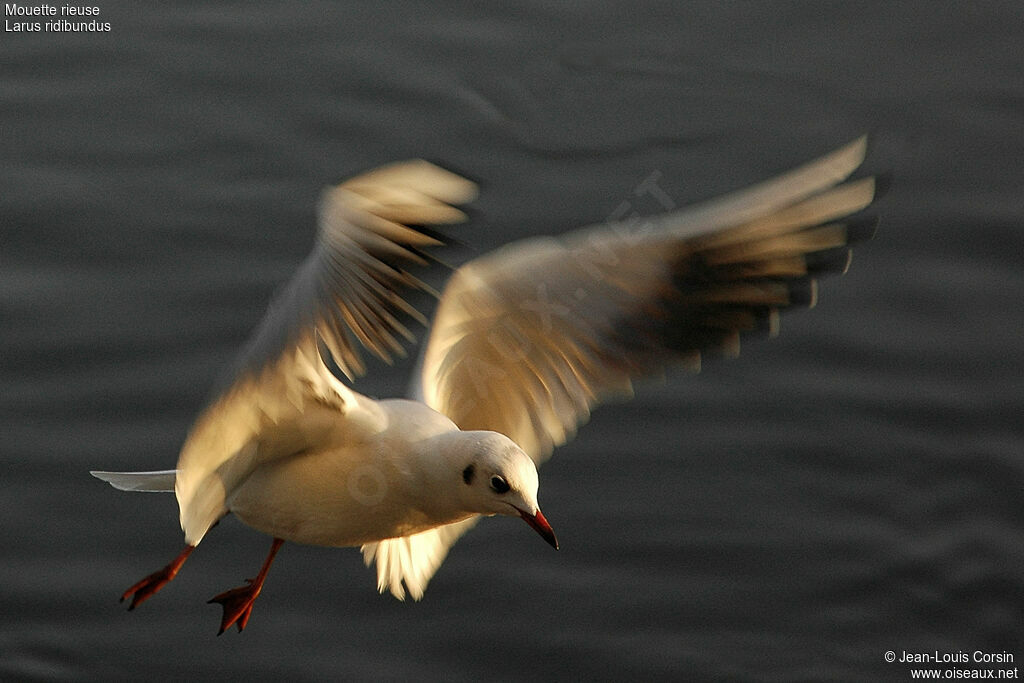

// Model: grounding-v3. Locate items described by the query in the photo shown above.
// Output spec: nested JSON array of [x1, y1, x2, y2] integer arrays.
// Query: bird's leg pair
[[119, 537, 284, 634]]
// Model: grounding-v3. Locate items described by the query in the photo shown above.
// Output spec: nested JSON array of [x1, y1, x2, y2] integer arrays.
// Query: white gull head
[[432, 430, 557, 549]]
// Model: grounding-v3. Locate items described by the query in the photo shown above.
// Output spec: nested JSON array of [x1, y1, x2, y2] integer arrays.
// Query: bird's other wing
[[417, 137, 877, 462], [229, 159, 479, 384], [174, 161, 478, 546], [361, 517, 479, 600]]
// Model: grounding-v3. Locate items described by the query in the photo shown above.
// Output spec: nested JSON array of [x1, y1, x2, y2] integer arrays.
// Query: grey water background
[[2, 2, 1023, 680]]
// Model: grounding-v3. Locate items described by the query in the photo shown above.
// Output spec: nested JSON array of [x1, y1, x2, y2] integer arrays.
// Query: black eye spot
[[462, 464, 475, 485], [490, 475, 510, 494]]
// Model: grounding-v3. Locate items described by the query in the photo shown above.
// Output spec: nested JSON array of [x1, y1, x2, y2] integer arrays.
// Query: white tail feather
[[90, 470, 177, 493], [360, 517, 479, 600]]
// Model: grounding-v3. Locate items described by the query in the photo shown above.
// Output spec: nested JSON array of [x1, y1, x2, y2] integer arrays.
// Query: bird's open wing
[[229, 160, 479, 383], [174, 161, 478, 545], [417, 137, 877, 462]]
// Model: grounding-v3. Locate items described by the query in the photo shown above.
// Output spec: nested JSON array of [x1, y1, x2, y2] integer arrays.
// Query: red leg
[[121, 544, 195, 610], [207, 538, 284, 635]]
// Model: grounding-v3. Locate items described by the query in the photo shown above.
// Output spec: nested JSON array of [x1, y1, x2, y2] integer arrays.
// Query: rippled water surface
[[2, 2, 1023, 680]]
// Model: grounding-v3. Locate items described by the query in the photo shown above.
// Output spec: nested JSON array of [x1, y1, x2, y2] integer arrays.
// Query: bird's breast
[[226, 444, 438, 547]]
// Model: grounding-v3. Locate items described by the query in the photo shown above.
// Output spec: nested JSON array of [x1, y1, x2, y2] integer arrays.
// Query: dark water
[[3, 2, 1023, 680]]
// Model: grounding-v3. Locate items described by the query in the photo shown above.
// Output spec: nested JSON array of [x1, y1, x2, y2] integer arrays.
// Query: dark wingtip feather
[[787, 278, 818, 308], [871, 172, 892, 201], [753, 307, 781, 336], [805, 246, 853, 275], [845, 215, 879, 244]]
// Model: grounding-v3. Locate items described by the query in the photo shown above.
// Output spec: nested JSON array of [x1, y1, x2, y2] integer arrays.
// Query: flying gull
[[92, 137, 878, 634]]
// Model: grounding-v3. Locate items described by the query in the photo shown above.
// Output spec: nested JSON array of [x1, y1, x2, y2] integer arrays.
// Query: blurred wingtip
[[788, 278, 818, 308], [805, 246, 854, 276], [420, 158, 482, 199], [871, 172, 892, 201], [846, 215, 879, 244], [342, 158, 480, 207], [846, 134, 869, 163]]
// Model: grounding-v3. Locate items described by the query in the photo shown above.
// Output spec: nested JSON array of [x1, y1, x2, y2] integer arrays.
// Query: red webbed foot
[[208, 579, 263, 634], [207, 538, 283, 635], [121, 545, 195, 610]]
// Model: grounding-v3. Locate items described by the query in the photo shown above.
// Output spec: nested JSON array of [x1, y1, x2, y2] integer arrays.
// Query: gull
[[92, 138, 878, 634]]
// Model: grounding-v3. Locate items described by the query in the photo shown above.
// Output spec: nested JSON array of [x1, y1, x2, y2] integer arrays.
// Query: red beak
[[518, 508, 559, 550]]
